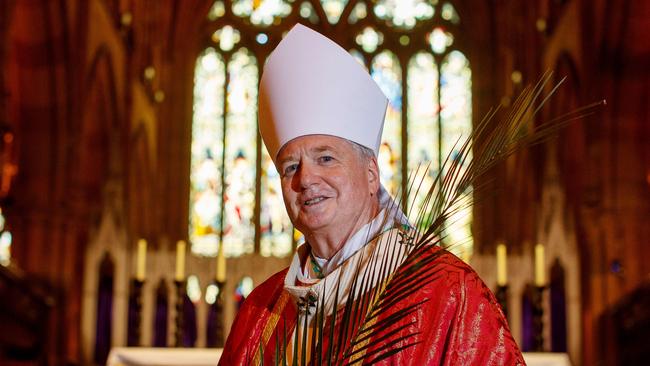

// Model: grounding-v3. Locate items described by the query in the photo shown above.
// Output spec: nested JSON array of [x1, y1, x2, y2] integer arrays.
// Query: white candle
[[535, 243, 545, 286], [496, 243, 507, 286], [216, 242, 226, 282], [175, 240, 186, 281], [136, 239, 147, 281]]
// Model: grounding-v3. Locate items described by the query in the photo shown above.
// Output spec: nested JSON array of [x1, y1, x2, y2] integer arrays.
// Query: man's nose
[[292, 161, 319, 191]]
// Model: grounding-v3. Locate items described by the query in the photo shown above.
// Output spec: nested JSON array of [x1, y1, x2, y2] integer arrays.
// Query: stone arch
[[129, 123, 154, 238], [77, 46, 131, 363], [76, 46, 123, 215], [535, 51, 584, 362]]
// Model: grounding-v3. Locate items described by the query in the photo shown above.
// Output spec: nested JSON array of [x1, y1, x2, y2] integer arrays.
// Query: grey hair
[[347, 140, 381, 196], [347, 140, 376, 164]]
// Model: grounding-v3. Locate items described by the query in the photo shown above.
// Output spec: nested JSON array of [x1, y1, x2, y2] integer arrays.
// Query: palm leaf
[[261, 72, 605, 365]]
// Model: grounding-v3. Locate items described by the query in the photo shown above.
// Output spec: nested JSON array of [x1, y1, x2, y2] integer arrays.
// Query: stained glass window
[[299, 2, 320, 24], [428, 27, 454, 55], [260, 147, 293, 257], [193, 1, 473, 258], [207, 1, 225, 21], [212, 26, 241, 52], [348, 2, 367, 24], [441, 2, 460, 24], [223, 48, 258, 257], [189, 48, 225, 257], [231, 0, 292, 26], [234, 276, 254, 310], [440, 51, 472, 255], [371, 51, 402, 195], [0, 208, 11, 266], [355, 27, 384, 53], [374, 0, 435, 29], [407, 52, 439, 220], [321, 0, 349, 24]]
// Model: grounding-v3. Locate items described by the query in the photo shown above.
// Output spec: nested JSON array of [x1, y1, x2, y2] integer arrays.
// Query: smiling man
[[277, 135, 380, 260], [219, 24, 524, 365]]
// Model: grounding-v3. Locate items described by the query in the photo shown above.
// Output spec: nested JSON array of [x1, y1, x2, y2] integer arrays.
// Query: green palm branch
[[257, 72, 604, 365]]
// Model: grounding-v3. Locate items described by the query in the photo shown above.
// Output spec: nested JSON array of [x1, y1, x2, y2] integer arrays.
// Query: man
[[220, 24, 524, 365]]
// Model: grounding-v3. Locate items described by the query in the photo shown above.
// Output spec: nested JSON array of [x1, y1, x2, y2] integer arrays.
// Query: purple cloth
[[153, 279, 169, 347], [521, 284, 535, 351], [94, 254, 114, 364], [550, 259, 567, 352], [182, 294, 197, 347]]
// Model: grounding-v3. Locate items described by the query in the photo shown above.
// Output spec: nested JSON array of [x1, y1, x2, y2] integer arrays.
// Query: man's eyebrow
[[278, 154, 297, 166], [311, 145, 337, 153], [278, 145, 337, 165]]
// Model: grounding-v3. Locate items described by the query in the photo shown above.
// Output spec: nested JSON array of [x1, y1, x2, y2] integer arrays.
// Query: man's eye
[[283, 164, 298, 175], [319, 156, 334, 163]]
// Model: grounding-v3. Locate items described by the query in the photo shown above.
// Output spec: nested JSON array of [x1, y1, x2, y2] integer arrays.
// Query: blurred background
[[0, 0, 648, 365]]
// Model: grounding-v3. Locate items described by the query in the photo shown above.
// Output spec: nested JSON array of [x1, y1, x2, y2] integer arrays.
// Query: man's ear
[[367, 156, 380, 195]]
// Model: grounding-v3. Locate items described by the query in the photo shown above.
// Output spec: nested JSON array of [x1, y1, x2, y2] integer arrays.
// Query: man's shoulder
[[376, 227, 476, 277], [220, 268, 292, 363]]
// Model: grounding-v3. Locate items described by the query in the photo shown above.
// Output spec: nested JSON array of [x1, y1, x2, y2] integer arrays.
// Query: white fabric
[[259, 23, 388, 162], [285, 226, 408, 319], [284, 186, 410, 316], [522, 352, 573, 366]]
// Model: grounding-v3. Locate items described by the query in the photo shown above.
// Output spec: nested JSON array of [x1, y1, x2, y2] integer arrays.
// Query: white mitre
[[259, 23, 388, 162]]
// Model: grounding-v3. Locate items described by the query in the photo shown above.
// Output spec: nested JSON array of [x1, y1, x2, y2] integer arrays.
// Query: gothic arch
[[77, 46, 129, 363], [540, 51, 584, 363], [554, 53, 583, 204], [129, 123, 154, 238], [76, 46, 123, 219]]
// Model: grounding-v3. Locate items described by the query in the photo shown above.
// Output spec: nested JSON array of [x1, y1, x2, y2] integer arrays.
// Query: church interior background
[[0, 0, 648, 365]]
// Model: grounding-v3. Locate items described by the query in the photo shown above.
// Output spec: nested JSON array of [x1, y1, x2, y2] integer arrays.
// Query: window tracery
[[190, 0, 473, 258]]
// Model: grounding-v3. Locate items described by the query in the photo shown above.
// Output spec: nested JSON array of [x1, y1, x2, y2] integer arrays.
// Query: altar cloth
[[107, 347, 222, 366]]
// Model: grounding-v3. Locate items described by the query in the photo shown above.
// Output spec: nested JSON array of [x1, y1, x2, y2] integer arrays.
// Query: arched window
[[190, 0, 473, 259], [0, 208, 11, 266]]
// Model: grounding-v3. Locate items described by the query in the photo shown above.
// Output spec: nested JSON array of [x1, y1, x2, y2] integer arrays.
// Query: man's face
[[276, 135, 379, 238]]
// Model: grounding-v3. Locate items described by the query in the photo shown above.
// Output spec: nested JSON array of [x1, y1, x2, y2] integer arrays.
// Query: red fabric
[[219, 247, 525, 365]]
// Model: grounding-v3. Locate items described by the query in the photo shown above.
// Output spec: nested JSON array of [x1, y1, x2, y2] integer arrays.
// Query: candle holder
[[207, 280, 226, 347], [127, 278, 145, 346], [532, 285, 546, 351], [495, 284, 509, 319], [173, 279, 186, 347]]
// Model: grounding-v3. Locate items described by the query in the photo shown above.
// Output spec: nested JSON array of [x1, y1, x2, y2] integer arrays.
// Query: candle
[[175, 240, 186, 281], [216, 242, 226, 282], [136, 239, 147, 281], [496, 243, 507, 286], [535, 243, 545, 286]]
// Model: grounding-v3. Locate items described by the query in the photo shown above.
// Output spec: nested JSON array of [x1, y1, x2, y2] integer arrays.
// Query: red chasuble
[[220, 243, 525, 366]]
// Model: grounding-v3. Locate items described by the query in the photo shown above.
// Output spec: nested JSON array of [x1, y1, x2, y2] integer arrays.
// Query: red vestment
[[220, 243, 525, 365]]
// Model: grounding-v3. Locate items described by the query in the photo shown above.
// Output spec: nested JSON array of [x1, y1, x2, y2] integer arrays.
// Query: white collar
[[287, 185, 408, 283]]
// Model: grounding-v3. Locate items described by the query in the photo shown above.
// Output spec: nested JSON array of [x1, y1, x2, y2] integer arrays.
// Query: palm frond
[[260, 72, 605, 365]]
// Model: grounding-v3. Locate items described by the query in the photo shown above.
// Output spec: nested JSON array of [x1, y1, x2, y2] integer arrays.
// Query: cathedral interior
[[0, 0, 648, 365]]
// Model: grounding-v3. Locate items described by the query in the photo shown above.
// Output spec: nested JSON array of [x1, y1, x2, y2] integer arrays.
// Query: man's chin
[[295, 217, 333, 235]]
